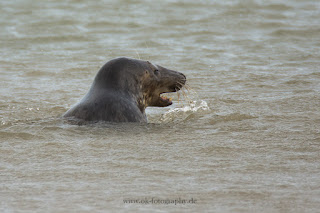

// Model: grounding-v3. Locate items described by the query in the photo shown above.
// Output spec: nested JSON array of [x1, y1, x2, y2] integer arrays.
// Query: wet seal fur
[[63, 57, 186, 123]]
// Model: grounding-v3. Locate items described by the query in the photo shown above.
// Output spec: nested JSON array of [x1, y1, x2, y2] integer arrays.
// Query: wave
[[160, 100, 210, 123]]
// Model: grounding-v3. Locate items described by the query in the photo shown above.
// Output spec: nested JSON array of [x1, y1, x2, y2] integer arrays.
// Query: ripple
[[209, 113, 257, 125], [270, 28, 320, 38], [0, 131, 36, 140]]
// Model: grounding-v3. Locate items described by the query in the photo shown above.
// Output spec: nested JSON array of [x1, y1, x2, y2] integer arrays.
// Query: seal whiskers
[[173, 82, 198, 107]]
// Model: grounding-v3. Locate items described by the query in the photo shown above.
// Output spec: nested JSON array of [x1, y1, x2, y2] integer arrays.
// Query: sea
[[1, 0, 319, 212]]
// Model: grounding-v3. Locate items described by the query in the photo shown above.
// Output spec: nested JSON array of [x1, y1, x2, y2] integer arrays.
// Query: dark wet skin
[[63, 57, 186, 123]]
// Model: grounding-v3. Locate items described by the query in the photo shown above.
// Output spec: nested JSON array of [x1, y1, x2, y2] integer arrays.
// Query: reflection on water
[[1, 0, 320, 212]]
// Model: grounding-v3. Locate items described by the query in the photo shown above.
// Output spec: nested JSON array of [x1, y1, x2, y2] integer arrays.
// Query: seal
[[63, 57, 186, 123]]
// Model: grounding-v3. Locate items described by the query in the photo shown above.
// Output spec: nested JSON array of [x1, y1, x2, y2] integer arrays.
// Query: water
[[1, 0, 320, 212]]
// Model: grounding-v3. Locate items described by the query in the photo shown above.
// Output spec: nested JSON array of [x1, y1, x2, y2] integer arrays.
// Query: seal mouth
[[158, 94, 173, 107], [156, 81, 185, 107], [148, 73, 186, 108]]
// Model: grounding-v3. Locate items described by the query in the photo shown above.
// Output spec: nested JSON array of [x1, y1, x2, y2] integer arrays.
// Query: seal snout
[[170, 72, 186, 92], [151, 70, 186, 107]]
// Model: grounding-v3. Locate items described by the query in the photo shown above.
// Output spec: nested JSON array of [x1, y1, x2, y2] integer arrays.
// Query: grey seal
[[63, 57, 186, 123]]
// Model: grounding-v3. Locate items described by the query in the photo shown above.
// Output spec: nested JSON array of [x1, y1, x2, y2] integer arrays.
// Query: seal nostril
[[179, 73, 186, 85], [178, 72, 186, 83]]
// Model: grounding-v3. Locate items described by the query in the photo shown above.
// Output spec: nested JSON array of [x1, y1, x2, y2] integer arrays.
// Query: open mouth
[[150, 76, 186, 108], [159, 94, 173, 107], [156, 82, 184, 107]]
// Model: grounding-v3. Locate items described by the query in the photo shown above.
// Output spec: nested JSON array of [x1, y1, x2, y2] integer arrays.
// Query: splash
[[160, 100, 209, 123], [159, 82, 210, 123]]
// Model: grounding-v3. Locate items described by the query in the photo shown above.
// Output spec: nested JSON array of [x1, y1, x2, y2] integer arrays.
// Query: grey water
[[1, 0, 320, 212]]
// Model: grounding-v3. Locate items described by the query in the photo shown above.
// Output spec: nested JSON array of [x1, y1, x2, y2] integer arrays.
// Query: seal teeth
[[160, 95, 172, 102], [160, 95, 168, 101]]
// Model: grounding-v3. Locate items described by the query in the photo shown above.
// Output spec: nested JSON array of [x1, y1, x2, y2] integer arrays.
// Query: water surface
[[1, 0, 320, 212]]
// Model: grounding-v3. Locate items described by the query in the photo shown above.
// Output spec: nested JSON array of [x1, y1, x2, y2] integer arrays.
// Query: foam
[[160, 100, 209, 123]]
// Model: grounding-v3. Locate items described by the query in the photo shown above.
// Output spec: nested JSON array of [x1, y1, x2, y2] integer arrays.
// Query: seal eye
[[154, 69, 159, 75]]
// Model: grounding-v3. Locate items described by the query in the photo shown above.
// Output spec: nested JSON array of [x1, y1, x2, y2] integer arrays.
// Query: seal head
[[63, 57, 186, 123]]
